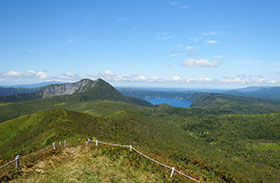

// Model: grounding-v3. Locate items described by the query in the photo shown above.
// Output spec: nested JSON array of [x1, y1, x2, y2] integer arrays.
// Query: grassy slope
[[0, 109, 217, 182], [1, 96, 280, 182], [9, 144, 195, 183]]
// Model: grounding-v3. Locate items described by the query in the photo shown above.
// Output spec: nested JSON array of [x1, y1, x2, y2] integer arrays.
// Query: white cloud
[[183, 59, 220, 67], [186, 46, 193, 50], [1, 70, 279, 87], [0, 70, 49, 84], [103, 70, 115, 77], [156, 32, 174, 40], [60, 72, 81, 80], [205, 40, 217, 44], [172, 76, 182, 81], [213, 55, 225, 59], [36, 72, 47, 79], [186, 77, 212, 82], [168, 52, 187, 57], [3, 71, 22, 77], [2, 70, 47, 79], [200, 31, 218, 36]]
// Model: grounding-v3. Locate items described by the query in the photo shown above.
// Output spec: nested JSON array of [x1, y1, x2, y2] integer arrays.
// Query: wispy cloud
[[167, 1, 178, 6], [187, 50, 198, 56], [200, 31, 218, 36], [1, 70, 47, 82], [183, 59, 220, 67], [60, 72, 81, 80], [178, 5, 191, 9], [67, 35, 89, 44], [1, 70, 279, 87], [229, 59, 263, 65], [167, 1, 191, 10], [117, 18, 129, 22], [205, 40, 218, 44], [213, 55, 225, 59], [156, 32, 175, 40], [190, 36, 203, 43], [168, 52, 187, 57], [186, 46, 193, 50]]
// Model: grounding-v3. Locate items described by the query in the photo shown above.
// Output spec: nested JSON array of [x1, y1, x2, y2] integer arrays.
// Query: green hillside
[[7, 144, 191, 183], [0, 80, 280, 182], [1, 104, 280, 182], [190, 93, 280, 114]]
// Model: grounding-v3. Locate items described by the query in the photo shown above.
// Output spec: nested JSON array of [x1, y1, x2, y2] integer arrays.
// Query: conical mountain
[[0, 78, 152, 106]]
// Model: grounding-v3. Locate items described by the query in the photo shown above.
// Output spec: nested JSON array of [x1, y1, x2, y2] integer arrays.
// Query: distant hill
[[0, 79, 152, 107], [235, 86, 270, 93], [1, 81, 63, 88], [248, 87, 280, 100], [226, 86, 280, 100], [0, 87, 40, 96], [190, 93, 280, 114]]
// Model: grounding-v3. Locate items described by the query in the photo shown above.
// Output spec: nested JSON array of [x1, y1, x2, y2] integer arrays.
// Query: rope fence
[[1, 139, 201, 182], [87, 139, 201, 183], [0, 140, 67, 170]]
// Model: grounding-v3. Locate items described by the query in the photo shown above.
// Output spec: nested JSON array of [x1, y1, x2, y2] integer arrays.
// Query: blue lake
[[143, 98, 192, 108]]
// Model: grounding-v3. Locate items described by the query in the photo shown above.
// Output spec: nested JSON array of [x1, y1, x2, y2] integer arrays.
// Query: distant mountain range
[[119, 86, 280, 101], [1, 81, 63, 88], [0, 78, 152, 107], [226, 86, 280, 100], [0, 81, 63, 96], [0, 78, 280, 183]]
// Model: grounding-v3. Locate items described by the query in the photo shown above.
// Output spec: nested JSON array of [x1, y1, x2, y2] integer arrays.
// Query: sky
[[0, 0, 280, 89]]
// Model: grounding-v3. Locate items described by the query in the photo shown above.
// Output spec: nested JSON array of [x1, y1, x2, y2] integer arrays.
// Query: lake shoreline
[[142, 97, 192, 108]]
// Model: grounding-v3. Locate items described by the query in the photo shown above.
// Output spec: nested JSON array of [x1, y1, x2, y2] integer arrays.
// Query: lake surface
[[143, 98, 192, 108]]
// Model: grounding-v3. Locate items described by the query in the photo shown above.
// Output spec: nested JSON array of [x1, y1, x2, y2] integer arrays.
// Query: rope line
[[0, 144, 55, 170], [21, 145, 52, 159], [1, 139, 201, 182], [132, 147, 172, 169], [0, 159, 16, 169], [97, 140, 130, 148], [88, 139, 200, 182], [175, 169, 201, 183]]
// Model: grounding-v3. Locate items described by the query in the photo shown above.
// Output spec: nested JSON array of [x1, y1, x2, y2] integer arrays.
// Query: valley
[[0, 79, 279, 182]]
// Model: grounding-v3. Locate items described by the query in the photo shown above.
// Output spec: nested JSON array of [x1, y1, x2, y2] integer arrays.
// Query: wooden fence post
[[15, 155, 20, 169], [53, 142, 56, 150], [170, 167, 175, 177], [64, 140, 67, 147]]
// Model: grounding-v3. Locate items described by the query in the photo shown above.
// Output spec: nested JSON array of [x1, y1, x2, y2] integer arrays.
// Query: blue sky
[[0, 0, 280, 88]]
